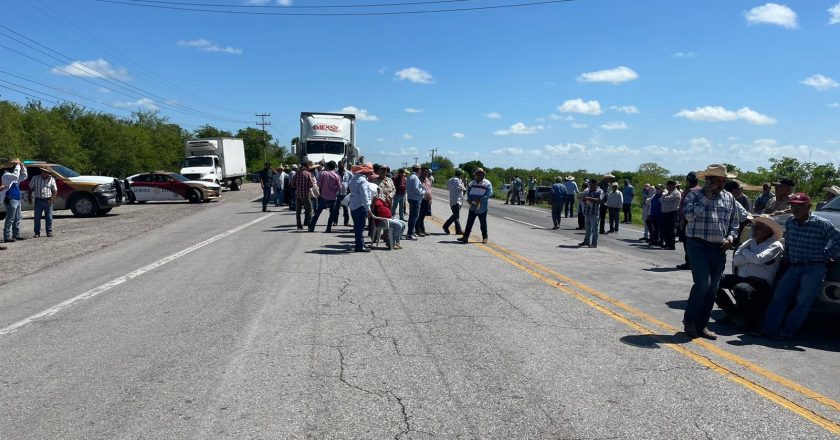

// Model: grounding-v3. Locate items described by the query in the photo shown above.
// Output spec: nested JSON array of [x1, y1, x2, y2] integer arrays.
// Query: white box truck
[[180, 137, 247, 191], [294, 112, 358, 166]]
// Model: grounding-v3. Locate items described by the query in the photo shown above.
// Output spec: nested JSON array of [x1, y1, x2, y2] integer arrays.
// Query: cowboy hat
[[823, 185, 840, 196], [749, 214, 783, 241], [695, 164, 737, 179], [602, 173, 616, 179], [565, 176, 575, 181]]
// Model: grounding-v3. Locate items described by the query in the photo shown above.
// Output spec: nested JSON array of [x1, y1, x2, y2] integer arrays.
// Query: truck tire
[[230, 178, 241, 191], [187, 188, 202, 203], [69, 194, 98, 217], [96, 208, 112, 216]]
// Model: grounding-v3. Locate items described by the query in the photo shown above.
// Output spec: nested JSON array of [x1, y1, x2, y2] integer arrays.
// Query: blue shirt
[[784, 214, 840, 264], [406, 172, 425, 201], [564, 180, 578, 195], [348, 174, 372, 211], [581, 188, 603, 216], [683, 189, 740, 244], [621, 185, 634, 205], [551, 182, 567, 202]]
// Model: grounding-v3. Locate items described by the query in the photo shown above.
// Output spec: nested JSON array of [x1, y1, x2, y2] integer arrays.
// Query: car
[[534, 186, 554, 204], [501, 183, 525, 204], [126, 171, 221, 203], [0, 161, 124, 219]]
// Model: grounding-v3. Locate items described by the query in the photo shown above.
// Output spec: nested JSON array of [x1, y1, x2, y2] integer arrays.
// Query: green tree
[[458, 160, 485, 177], [194, 124, 233, 138]]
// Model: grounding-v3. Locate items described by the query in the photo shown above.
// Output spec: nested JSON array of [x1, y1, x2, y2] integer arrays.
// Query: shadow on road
[[666, 300, 687, 310], [644, 267, 681, 273], [619, 333, 693, 349], [557, 244, 583, 249]]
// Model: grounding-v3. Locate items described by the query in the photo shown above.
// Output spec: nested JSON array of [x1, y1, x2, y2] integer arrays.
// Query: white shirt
[[447, 177, 466, 206], [348, 174, 372, 211], [0, 163, 28, 200], [733, 238, 783, 285]]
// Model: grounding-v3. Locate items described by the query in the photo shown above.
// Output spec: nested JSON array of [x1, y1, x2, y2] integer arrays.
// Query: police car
[[126, 171, 221, 203]]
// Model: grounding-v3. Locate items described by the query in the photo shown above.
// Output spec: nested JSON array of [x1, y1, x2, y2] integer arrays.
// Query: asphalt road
[[1, 184, 838, 439]]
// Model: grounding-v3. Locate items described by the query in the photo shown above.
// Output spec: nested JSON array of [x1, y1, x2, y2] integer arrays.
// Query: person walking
[[550, 176, 567, 229], [348, 165, 374, 252], [606, 183, 623, 233], [659, 180, 682, 250], [579, 179, 603, 248], [2, 159, 28, 243], [257, 162, 275, 212], [564, 176, 578, 218], [309, 161, 341, 232], [443, 169, 466, 235], [758, 193, 840, 340], [458, 168, 493, 244], [621, 180, 634, 224], [272, 166, 286, 207], [292, 161, 314, 230], [682, 164, 740, 340], [526, 175, 537, 206], [27, 167, 57, 238], [405, 165, 425, 239]]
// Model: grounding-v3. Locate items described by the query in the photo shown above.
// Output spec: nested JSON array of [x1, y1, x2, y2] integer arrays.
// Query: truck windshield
[[51, 165, 81, 178], [305, 141, 344, 156], [182, 157, 214, 167]]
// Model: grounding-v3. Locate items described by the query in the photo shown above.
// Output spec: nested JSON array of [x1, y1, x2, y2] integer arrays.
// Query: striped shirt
[[292, 169, 313, 199], [784, 215, 840, 264], [29, 174, 58, 199], [683, 189, 740, 244], [660, 189, 681, 213]]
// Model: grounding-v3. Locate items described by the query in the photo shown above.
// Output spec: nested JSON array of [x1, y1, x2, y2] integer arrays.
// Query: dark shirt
[[258, 168, 275, 189], [393, 174, 407, 195]]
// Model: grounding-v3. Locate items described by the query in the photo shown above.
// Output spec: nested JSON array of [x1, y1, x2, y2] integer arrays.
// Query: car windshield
[[305, 141, 344, 156], [182, 157, 213, 167], [819, 197, 840, 211], [51, 165, 81, 178], [171, 173, 189, 182]]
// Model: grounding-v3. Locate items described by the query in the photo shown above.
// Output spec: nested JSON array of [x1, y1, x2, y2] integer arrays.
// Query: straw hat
[[823, 185, 840, 197], [749, 214, 783, 241], [565, 176, 575, 181], [602, 173, 616, 179], [696, 164, 737, 179]]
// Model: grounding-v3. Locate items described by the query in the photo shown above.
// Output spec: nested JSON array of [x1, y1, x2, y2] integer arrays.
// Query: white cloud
[[395, 67, 434, 84], [800, 74, 839, 91], [376, 137, 385, 142], [674, 51, 697, 58], [829, 102, 840, 108], [576, 66, 638, 84], [831, 2, 840, 24], [113, 98, 158, 111], [452, 132, 465, 139], [571, 122, 588, 129], [492, 147, 525, 156], [494, 122, 544, 136], [404, 107, 424, 113], [674, 106, 776, 125], [600, 121, 628, 130], [611, 105, 639, 114], [745, 3, 798, 29], [484, 112, 502, 119], [51, 59, 130, 80], [402, 133, 413, 140], [339, 106, 379, 121], [177, 38, 242, 54], [557, 98, 603, 115]]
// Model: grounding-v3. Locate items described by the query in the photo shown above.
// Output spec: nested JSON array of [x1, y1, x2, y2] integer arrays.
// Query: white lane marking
[[0, 213, 273, 337], [503, 217, 545, 229], [502, 205, 546, 213]]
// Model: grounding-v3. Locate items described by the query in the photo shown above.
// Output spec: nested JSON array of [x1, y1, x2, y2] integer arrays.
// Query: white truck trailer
[[294, 112, 358, 166], [179, 137, 247, 191]]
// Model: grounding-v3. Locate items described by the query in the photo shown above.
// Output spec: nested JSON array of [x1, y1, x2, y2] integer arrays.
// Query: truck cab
[[180, 155, 222, 185], [295, 112, 357, 166]]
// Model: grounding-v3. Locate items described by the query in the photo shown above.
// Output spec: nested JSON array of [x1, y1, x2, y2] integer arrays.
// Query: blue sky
[[1, 0, 839, 174]]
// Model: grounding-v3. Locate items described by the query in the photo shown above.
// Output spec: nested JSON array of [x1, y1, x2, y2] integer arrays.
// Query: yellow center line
[[426, 215, 840, 434]]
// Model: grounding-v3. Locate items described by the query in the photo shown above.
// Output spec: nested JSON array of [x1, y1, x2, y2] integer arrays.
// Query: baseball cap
[[773, 177, 795, 187], [789, 193, 811, 205]]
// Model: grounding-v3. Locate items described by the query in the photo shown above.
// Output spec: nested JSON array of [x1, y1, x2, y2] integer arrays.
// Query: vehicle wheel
[[187, 188, 202, 203], [230, 178, 242, 191], [69, 194, 98, 217], [97, 208, 112, 216]]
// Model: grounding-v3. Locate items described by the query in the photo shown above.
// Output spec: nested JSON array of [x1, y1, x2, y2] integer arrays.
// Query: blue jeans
[[407, 198, 421, 236], [273, 186, 284, 205], [684, 238, 727, 331], [392, 194, 406, 220], [335, 194, 349, 225], [761, 263, 827, 337], [309, 198, 335, 231], [564, 194, 575, 217], [3, 199, 22, 240], [33, 198, 53, 235], [551, 201, 563, 226], [261, 186, 272, 210], [351, 206, 368, 251], [584, 214, 599, 246]]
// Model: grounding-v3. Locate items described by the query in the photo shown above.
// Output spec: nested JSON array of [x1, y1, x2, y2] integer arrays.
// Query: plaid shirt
[[784, 215, 840, 264], [683, 189, 740, 243], [292, 169, 313, 199], [581, 188, 603, 216], [660, 189, 681, 213]]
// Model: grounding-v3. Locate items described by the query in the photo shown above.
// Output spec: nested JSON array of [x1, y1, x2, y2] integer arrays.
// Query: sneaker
[[590, 244, 598, 248], [698, 328, 717, 340], [3, 239, 14, 243], [552, 225, 559, 230], [456, 237, 468, 243], [442, 227, 450, 235], [13, 236, 25, 241], [482, 238, 487, 244], [33, 234, 40, 238], [578, 242, 588, 247], [46, 232, 53, 237]]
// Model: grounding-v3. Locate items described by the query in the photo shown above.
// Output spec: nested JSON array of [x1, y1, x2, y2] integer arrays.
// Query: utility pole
[[413, 157, 419, 165], [429, 147, 437, 166], [256, 113, 271, 163]]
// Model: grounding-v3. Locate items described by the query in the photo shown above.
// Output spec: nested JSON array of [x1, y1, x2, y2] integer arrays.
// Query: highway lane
[[0, 185, 838, 439]]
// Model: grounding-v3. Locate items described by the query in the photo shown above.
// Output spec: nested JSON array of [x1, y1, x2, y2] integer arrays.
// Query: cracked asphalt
[[0, 184, 838, 439]]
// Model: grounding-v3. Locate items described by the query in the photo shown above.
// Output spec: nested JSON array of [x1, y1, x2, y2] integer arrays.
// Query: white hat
[[823, 185, 840, 197], [696, 164, 737, 179], [749, 214, 783, 241]]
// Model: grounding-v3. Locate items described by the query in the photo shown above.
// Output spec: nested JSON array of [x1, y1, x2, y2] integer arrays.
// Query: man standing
[[753, 183, 774, 214], [659, 180, 682, 250], [272, 166, 286, 207], [564, 176, 578, 218], [527, 175, 537, 206], [309, 161, 341, 233], [759, 193, 840, 340], [458, 168, 493, 244], [763, 178, 794, 215], [579, 179, 603, 248], [443, 169, 466, 235], [682, 164, 740, 340], [258, 162, 275, 212], [391, 168, 407, 221], [348, 165, 374, 252], [2, 159, 27, 243], [287, 164, 298, 211], [405, 164, 425, 239], [606, 183, 623, 233], [550, 176, 567, 229], [510, 176, 523, 205], [336, 162, 352, 226], [676, 172, 702, 270], [28, 168, 58, 238], [621, 179, 634, 224], [292, 161, 314, 230], [598, 173, 614, 234]]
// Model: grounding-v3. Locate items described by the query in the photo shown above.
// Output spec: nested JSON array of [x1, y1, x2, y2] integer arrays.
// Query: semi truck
[[179, 137, 247, 191], [294, 112, 358, 166]]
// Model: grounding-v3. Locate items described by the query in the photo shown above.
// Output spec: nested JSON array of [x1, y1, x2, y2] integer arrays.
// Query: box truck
[[294, 112, 358, 166], [180, 138, 247, 191]]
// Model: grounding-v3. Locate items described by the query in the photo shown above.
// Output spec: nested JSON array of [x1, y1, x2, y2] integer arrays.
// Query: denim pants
[[551, 201, 563, 226], [309, 198, 335, 231], [443, 203, 462, 233], [3, 199, 22, 240], [392, 194, 406, 221], [261, 186, 272, 210], [351, 206, 368, 251], [584, 214, 599, 246], [608, 207, 620, 231], [387, 219, 407, 245], [33, 198, 53, 235], [683, 238, 727, 331], [623, 204, 632, 223], [273, 186, 284, 205], [407, 198, 421, 236], [335, 194, 349, 225], [761, 263, 827, 337], [462, 209, 487, 239], [564, 194, 575, 217]]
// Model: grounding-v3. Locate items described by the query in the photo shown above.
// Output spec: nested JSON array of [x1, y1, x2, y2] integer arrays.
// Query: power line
[[95, 0, 576, 16], [114, 0, 474, 8]]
